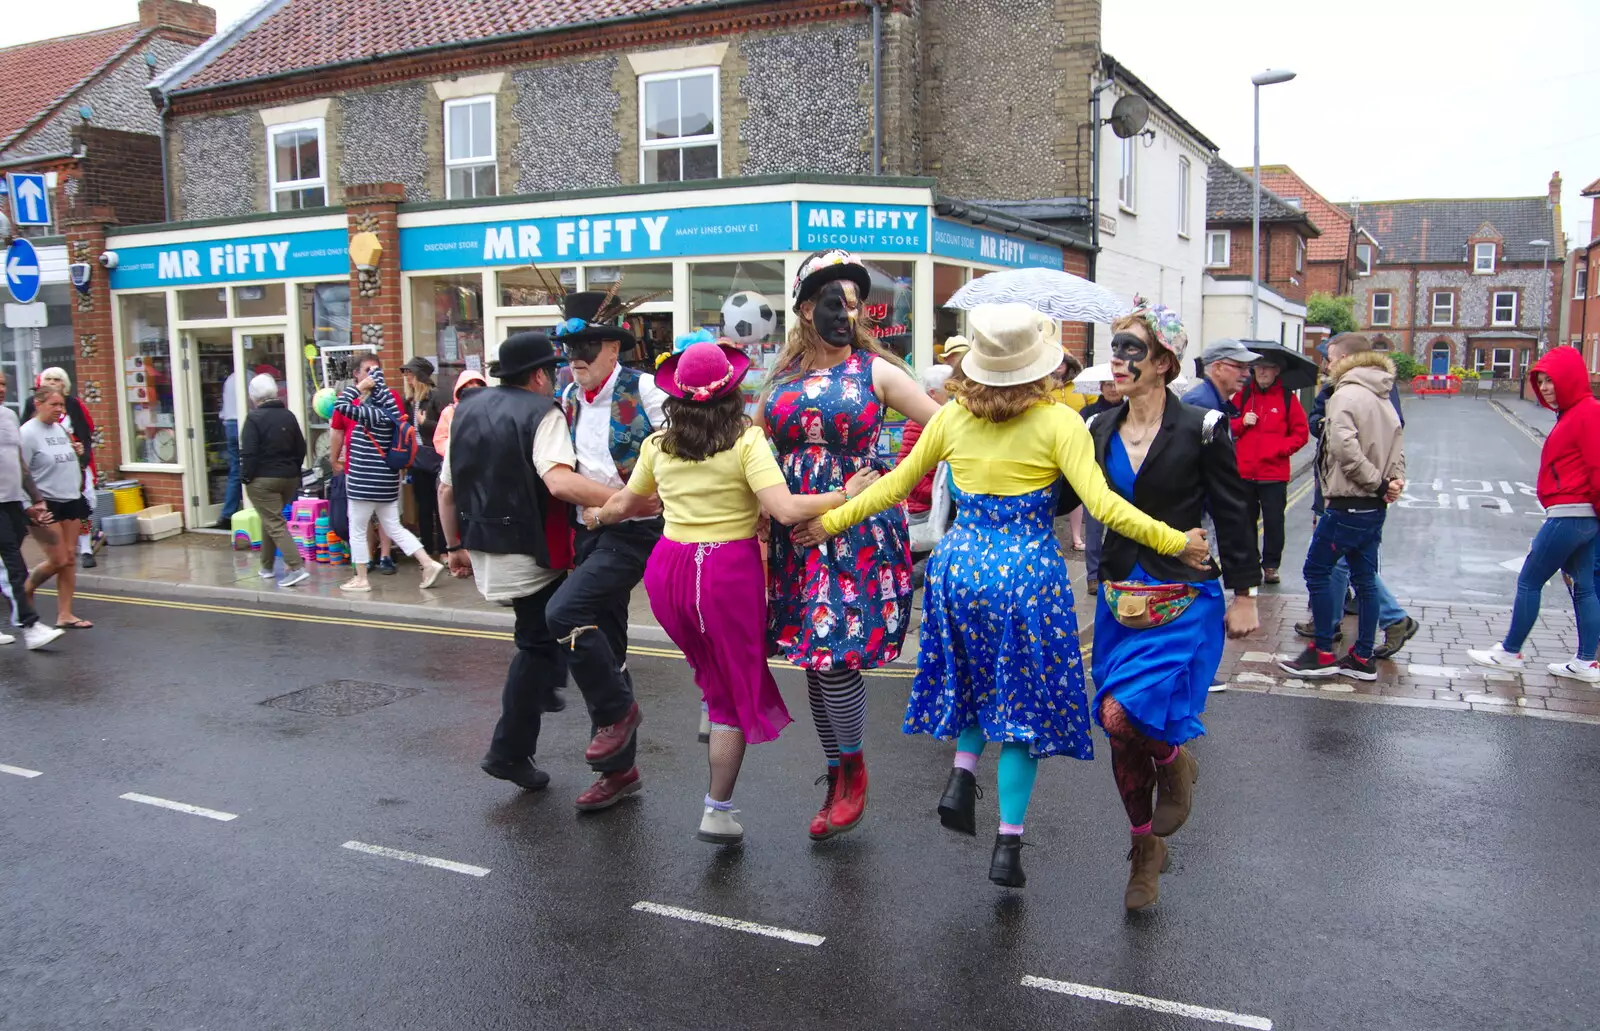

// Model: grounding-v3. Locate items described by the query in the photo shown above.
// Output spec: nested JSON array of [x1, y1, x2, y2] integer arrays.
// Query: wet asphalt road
[[4, 588, 1600, 1031], [1267, 395, 1545, 608]]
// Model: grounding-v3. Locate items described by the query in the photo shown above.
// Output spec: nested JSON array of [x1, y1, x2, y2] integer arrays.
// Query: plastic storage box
[[102, 514, 139, 546], [134, 504, 183, 541]]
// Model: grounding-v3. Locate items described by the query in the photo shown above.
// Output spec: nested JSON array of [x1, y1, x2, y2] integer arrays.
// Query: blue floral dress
[[903, 481, 1093, 760], [765, 351, 913, 671]]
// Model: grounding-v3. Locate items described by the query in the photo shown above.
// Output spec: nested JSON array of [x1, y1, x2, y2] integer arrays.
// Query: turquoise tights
[[955, 727, 1038, 826]]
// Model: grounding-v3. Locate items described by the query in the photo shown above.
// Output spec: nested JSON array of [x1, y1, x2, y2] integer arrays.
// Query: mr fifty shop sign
[[399, 202, 793, 270], [109, 229, 349, 290]]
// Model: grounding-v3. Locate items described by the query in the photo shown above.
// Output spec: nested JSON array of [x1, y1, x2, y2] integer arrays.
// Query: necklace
[[1121, 417, 1161, 448]]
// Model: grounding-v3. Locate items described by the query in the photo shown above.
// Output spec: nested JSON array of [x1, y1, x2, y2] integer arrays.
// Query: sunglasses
[[561, 340, 605, 364]]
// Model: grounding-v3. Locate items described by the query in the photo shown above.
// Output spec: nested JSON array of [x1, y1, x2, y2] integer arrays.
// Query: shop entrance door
[[178, 328, 236, 528]]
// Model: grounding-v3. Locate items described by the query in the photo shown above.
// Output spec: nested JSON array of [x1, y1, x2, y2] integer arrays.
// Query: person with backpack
[[332, 363, 445, 593], [1229, 357, 1309, 584]]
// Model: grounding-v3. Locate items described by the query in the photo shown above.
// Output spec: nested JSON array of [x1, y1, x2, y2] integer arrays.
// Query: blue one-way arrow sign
[[5, 238, 41, 304], [6, 172, 51, 227]]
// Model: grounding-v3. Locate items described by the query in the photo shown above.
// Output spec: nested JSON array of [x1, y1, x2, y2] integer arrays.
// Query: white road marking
[[0, 763, 42, 778], [340, 840, 489, 877], [1021, 975, 1273, 1029], [632, 901, 825, 946], [119, 792, 238, 821]]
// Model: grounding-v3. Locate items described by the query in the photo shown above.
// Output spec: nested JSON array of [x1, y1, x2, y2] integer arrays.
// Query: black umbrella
[[1242, 340, 1320, 392]]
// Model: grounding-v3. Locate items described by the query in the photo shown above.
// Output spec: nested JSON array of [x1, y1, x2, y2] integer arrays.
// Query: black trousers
[[1243, 479, 1289, 570], [545, 520, 661, 773], [409, 469, 444, 555], [488, 576, 568, 766], [0, 502, 39, 629]]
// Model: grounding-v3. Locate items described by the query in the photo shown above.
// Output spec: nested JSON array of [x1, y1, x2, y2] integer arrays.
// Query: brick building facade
[[1347, 174, 1565, 378], [1565, 176, 1600, 377], [1251, 165, 1359, 298], [1201, 161, 1317, 350]]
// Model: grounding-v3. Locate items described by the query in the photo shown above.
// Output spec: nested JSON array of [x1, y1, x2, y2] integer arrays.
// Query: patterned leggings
[[1099, 696, 1176, 829], [807, 669, 867, 764]]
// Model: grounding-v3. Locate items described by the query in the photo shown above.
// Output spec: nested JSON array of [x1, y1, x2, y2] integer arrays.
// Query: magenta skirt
[[644, 535, 792, 745]]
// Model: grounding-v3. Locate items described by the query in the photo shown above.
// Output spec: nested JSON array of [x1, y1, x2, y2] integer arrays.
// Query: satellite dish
[[1107, 95, 1150, 139]]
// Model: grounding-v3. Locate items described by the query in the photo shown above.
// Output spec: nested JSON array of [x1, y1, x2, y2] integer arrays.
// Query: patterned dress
[[904, 483, 1093, 760], [765, 351, 913, 671]]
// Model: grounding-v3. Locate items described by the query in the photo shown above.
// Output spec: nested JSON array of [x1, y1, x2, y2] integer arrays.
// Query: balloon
[[312, 387, 337, 420]]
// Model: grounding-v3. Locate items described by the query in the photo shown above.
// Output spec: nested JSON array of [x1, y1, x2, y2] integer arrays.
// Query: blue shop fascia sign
[[930, 218, 1064, 270], [109, 228, 349, 290]]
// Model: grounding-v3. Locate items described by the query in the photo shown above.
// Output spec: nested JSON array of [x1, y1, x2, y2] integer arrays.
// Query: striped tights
[[806, 669, 867, 764]]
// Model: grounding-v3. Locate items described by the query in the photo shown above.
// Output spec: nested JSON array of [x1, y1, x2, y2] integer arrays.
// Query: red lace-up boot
[[808, 768, 839, 840], [827, 752, 868, 834]]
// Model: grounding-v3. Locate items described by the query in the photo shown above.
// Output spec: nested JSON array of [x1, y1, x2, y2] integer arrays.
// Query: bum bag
[[1101, 580, 1200, 630]]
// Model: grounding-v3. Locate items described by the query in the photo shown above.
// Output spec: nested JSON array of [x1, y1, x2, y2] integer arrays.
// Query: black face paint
[[1111, 332, 1149, 381], [810, 281, 859, 348]]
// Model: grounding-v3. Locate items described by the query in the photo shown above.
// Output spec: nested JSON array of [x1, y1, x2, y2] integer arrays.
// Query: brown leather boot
[[1151, 746, 1198, 837], [1124, 833, 1169, 911]]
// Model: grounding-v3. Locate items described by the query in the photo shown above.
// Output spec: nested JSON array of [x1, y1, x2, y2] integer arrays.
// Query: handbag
[[410, 441, 442, 475], [328, 473, 350, 539], [1101, 580, 1200, 630]]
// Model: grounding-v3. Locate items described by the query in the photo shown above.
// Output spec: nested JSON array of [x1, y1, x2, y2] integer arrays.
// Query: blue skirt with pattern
[[902, 483, 1093, 761]]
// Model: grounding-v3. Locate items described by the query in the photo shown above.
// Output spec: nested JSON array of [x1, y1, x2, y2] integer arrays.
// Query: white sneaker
[[696, 805, 744, 845], [1468, 644, 1525, 670], [258, 569, 276, 580], [0, 630, 13, 645], [1549, 660, 1600, 684], [279, 568, 310, 588], [22, 624, 65, 650]]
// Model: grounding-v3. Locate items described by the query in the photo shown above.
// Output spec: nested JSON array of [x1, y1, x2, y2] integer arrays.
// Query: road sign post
[[5, 173, 51, 227], [5, 238, 42, 305]]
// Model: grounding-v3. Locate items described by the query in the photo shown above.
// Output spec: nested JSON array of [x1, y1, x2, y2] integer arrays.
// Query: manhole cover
[[263, 680, 422, 716]]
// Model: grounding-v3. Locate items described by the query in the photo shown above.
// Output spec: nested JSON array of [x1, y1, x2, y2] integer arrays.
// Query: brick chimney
[[1551, 171, 1564, 206], [138, 0, 217, 38]]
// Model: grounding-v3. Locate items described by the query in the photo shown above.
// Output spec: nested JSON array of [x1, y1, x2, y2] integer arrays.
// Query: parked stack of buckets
[[288, 498, 348, 567]]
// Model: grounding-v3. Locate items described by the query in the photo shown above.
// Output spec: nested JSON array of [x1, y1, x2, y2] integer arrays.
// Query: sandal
[[56, 618, 93, 629]]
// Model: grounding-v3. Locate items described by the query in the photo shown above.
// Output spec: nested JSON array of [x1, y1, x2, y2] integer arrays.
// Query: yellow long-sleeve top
[[821, 401, 1188, 556]]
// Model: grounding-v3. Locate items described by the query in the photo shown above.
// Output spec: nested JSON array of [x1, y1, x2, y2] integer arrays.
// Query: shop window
[[298, 282, 350, 468], [269, 120, 326, 211], [640, 68, 720, 184], [864, 260, 916, 363], [498, 266, 577, 307], [587, 264, 675, 367], [178, 287, 228, 321], [933, 263, 967, 357], [410, 273, 485, 374], [586, 263, 675, 299], [233, 283, 286, 319], [445, 96, 498, 200], [690, 260, 786, 409], [119, 293, 177, 465], [1492, 290, 1518, 326]]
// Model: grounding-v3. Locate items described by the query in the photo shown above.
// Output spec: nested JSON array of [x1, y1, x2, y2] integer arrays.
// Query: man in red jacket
[[1230, 360, 1309, 583], [1470, 345, 1600, 681]]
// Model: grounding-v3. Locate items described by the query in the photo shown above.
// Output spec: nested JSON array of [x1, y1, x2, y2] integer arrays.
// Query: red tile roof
[[1582, 176, 1600, 198], [175, 0, 736, 91], [1246, 165, 1353, 264], [0, 23, 146, 149]]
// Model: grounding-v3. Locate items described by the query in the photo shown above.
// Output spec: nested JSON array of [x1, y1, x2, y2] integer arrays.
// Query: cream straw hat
[[961, 303, 1064, 388]]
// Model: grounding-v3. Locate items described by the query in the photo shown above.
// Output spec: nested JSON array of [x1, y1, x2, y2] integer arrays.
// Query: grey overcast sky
[[7, 0, 1597, 244]]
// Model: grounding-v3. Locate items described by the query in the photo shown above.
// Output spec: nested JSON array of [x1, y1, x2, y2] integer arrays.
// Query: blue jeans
[[1328, 559, 1407, 628], [221, 419, 242, 519], [1304, 508, 1387, 658], [1505, 516, 1599, 659]]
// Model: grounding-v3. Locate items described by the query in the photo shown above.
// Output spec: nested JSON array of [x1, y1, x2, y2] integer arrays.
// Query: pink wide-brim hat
[[656, 340, 752, 403]]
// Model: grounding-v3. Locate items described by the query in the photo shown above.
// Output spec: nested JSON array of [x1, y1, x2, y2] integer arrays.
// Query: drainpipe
[[158, 92, 172, 221], [871, 1, 884, 176], [1087, 76, 1115, 365]]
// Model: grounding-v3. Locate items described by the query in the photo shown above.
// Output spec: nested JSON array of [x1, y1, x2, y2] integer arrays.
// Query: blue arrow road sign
[[6, 173, 51, 227], [5, 238, 41, 304]]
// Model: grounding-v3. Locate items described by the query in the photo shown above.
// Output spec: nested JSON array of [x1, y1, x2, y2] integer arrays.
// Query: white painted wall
[[1202, 277, 1307, 353], [1092, 81, 1211, 367]]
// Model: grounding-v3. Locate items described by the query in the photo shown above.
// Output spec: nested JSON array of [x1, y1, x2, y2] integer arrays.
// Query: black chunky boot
[[937, 767, 979, 835], [988, 833, 1026, 888]]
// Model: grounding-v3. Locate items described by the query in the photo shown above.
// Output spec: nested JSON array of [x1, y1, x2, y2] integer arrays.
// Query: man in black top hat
[[438, 332, 652, 795], [552, 289, 667, 811]]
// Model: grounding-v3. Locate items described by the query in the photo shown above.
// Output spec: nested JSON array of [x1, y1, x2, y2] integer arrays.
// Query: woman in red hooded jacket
[[1229, 359, 1308, 583], [1469, 346, 1600, 682]]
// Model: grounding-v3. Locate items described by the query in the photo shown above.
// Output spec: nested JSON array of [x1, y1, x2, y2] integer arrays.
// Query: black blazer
[[1077, 391, 1261, 592]]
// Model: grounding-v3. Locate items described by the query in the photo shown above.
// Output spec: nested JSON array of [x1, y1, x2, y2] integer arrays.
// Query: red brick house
[[1346, 174, 1566, 379], [1202, 160, 1319, 350], [1251, 165, 1361, 297], [1565, 175, 1600, 377]]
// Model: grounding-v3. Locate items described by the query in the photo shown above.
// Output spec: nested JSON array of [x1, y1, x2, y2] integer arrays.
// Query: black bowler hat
[[489, 332, 561, 379], [555, 291, 637, 349]]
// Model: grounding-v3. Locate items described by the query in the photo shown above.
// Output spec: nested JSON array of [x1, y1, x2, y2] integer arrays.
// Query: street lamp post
[[1529, 238, 1552, 357], [1250, 69, 1296, 341]]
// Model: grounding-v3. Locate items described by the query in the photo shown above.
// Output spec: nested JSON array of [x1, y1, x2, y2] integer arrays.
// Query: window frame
[[1575, 264, 1587, 299], [443, 95, 499, 201], [1473, 242, 1497, 274], [266, 118, 327, 213], [1492, 290, 1519, 326], [1355, 243, 1373, 276], [1431, 290, 1455, 327], [1370, 291, 1393, 327], [638, 66, 722, 185], [1118, 133, 1138, 213], [1176, 155, 1191, 238], [1205, 230, 1230, 268], [1295, 235, 1305, 274]]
